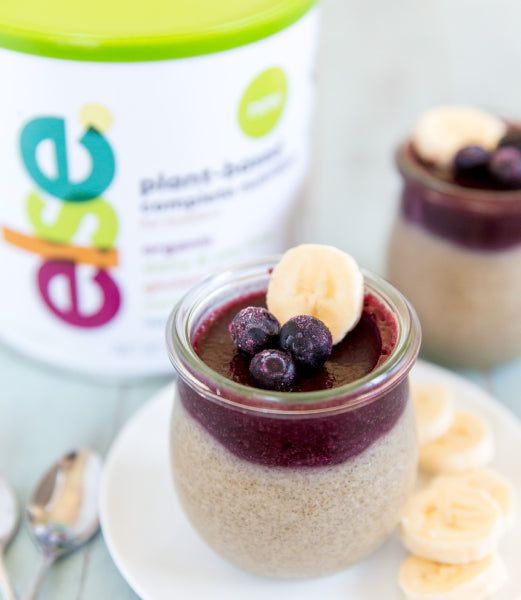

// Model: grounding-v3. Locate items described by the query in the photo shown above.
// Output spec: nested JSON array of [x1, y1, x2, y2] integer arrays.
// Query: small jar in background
[[388, 137, 521, 368]]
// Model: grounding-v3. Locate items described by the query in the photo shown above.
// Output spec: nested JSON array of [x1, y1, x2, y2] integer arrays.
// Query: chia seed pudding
[[167, 258, 420, 578], [387, 107, 521, 368]]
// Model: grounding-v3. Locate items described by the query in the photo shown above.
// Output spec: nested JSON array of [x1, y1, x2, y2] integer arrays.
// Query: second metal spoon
[[23, 449, 102, 600]]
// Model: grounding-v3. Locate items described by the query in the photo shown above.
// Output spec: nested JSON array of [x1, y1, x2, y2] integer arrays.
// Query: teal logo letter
[[20, 117, 115, 202]]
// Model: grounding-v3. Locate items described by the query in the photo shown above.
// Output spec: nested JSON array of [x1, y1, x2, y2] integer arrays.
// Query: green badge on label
[[238, 67, 287, 138]]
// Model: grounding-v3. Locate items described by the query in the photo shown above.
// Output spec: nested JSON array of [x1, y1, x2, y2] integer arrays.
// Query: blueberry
[[489, 146, 521, 189], [498, 130, 521, 152], [229, 307, 280, 355], [249, 349, 296, 392], [453, 146, 490, 177], [279, 315, 333, 369]]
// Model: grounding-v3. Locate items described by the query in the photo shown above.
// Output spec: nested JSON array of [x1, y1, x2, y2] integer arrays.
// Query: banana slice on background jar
[[412, 106, 506, 167]]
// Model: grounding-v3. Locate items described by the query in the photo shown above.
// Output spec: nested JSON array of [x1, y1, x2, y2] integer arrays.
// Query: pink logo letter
[[38, 261, 121, 328]]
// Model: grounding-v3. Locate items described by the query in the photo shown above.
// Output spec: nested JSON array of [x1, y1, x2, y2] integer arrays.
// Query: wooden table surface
[[2, 0, 521, 598]]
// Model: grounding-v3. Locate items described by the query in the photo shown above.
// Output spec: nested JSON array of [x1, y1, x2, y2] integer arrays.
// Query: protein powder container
[[0, 0, 318, 377]]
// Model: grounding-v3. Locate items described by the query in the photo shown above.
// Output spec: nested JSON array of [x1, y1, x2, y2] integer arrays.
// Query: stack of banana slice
[[398, 382, 517, 600]]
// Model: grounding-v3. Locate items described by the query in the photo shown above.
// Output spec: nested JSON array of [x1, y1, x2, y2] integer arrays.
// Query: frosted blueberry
[[229, 306, 280, 355], [280, 315, 333, 369], [249, 349, 296, 392]]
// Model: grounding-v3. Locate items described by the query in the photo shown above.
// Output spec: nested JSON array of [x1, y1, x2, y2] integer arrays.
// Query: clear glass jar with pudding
[[166, 257, 420, 579], [387, 106, 521, 368]]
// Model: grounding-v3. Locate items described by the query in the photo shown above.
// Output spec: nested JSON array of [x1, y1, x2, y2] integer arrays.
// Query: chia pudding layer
[[169, 281, 419, 578], [388, 140, 521, 367], [172, 397, 416, 578]]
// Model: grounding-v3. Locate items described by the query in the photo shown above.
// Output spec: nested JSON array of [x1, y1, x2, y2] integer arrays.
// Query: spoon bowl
[[27, 449, 102, 558], [24, 449, 102, 600]]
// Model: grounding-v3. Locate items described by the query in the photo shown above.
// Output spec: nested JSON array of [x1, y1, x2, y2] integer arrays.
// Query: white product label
[[0, 10, 318, 376]]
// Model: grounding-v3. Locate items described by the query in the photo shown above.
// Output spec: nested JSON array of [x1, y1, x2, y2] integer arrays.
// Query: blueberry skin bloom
[[249, 349, 297, 392], [229, 306, 280, 355], [280, 315, 333, 369]]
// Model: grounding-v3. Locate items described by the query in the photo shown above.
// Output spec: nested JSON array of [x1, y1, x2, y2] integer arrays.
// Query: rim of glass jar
[[166, 257, 421, 415], [396, 139, 521, 214]]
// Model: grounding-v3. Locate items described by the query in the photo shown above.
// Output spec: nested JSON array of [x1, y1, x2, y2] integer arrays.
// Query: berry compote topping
[[194, 292, 396, 393], [178, 291, 405, 468]]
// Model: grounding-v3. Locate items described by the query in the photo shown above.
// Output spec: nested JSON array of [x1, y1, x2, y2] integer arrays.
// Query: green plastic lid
[[0, 0, 316, 62]]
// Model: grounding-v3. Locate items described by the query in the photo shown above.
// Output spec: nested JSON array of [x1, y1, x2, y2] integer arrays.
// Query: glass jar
[[388, 141, 521, 368], [166, 258, 420, 578]]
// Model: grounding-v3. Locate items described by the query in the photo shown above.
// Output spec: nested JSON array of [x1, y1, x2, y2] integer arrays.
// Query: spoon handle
[[0, 552, 17, 600], [22, 554, 55, 600]]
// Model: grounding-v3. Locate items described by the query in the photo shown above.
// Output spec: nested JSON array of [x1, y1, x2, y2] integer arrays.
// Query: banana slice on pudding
[[419, 411, 494, 474], [412, 383, 454, 445], [267, 244, 364, 344], [413, 106, 506, 168], [433, 468, 517, 531], [398, 553, 508, 600], [401, 478, 504, 565]]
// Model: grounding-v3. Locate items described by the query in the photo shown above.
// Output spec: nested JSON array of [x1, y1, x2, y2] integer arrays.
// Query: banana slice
[[434, 469, 517, 531], [266, 244, 364, 344], [399, 553, 508, 600], [413, 106, 506, 167], [419, 411, 494, 474], [412, 383, 454, 445], [401, 478, 504, 564]]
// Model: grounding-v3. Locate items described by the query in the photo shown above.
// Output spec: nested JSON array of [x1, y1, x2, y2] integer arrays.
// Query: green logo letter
[[27, 192, 118, 249]]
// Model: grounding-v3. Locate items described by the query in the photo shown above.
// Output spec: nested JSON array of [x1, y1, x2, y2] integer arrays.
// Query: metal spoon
[[23, 450, 102, 600], [0, 476, 18, 600]]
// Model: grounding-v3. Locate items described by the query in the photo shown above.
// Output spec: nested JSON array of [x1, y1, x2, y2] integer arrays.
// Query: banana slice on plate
[[419, 411, 494, 474], [267, 244, 364, 345], [398, 553, 508, 600], [413, 105, 506, 168], [412, 383, 454, 445], [433, 469, 517, 531], [401, 478, 504, 564]]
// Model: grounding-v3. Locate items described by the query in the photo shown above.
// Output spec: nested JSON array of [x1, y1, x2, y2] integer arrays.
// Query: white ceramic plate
[[100, 360, 521, 600]]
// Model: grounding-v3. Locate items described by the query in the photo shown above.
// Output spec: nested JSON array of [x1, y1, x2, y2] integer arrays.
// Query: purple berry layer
[[399, 142, 521, 251], [176, 292, 406, 468]]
